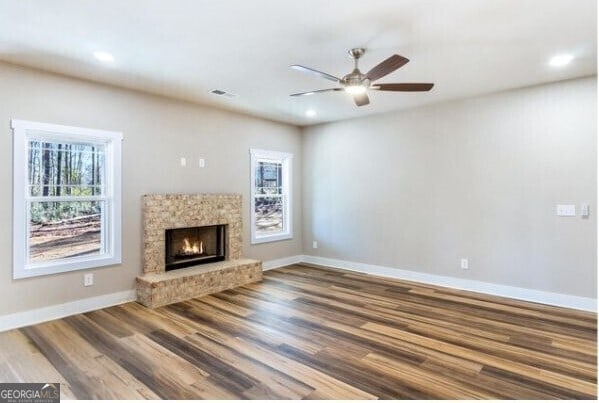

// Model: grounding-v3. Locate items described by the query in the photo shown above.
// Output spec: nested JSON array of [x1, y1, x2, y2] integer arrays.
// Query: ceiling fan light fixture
[[344, 85, 367, 95]]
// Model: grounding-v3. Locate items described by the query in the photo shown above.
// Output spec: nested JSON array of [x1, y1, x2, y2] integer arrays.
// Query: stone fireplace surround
[[136, 194, 262, 308]]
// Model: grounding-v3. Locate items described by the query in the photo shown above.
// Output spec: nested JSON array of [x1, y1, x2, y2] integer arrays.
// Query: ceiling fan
[[290, 48, 434, 106]]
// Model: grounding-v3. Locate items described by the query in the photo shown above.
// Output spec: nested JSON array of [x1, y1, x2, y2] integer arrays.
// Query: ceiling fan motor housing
[[341, 72, 368, 87]]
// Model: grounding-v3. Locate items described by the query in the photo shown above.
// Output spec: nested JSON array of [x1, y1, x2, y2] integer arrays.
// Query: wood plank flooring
[[0, 264, 596, 399]]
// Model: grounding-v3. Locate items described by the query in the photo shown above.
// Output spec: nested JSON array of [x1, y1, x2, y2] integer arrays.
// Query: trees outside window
[[12, 120, 122, 279]]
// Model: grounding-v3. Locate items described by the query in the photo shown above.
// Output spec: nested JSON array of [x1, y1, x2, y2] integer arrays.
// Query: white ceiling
[[0, 0, 596, 126]]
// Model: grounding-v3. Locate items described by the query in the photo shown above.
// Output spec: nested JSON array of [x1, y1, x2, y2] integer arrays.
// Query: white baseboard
[[262, 255, 304, 271], [300, 255, 597, 312], [0, 289, 137, 333]]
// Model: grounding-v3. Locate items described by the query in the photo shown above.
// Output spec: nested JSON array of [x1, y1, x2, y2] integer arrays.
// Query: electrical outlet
[[180, 157, 187, 167], [199, 158, 205, 168], [84, 273, 94, 287], [460, 258, 469, 270], [312, 240, 318, 249]]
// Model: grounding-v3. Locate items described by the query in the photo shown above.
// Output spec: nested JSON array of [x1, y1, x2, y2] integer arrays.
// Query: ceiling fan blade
[[353, 92, 370, 106], [373, 83, 434, 92], [290, 65, 340, 82], [290, 88, 343, 96], [365, 55, 409, 81]]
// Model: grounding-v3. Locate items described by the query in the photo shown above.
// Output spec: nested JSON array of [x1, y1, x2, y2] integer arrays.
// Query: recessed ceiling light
[[549, 54, 574, 67], [305, 109, 316, 117], [93, 51, 114, 63]]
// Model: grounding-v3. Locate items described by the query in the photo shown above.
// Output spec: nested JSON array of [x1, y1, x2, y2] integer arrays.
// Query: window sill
[[251, 233, 293, 245], [14, 255, 121, 279]]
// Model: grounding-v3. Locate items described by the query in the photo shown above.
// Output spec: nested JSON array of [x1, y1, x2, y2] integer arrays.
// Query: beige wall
[[1, 61, 595, 318], [0, 62, 303, 316], [302, 77, 597, 298]]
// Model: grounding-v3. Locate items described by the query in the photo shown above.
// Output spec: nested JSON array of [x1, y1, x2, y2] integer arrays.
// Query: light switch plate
[[556, 204, 576, 216], [460, 258, 469, 270]]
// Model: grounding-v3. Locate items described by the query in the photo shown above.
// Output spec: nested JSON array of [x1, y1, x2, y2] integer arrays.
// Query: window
[[250, 149, 292, 244], [12, 119, 122, 279]]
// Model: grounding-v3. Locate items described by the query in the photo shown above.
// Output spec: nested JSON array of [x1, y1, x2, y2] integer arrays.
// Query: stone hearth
[[136, 194, 262, 308]]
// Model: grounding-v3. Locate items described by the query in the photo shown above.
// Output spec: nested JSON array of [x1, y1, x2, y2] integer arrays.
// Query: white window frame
[[11, 119, 122, 279], [250, 148, 293, 244]]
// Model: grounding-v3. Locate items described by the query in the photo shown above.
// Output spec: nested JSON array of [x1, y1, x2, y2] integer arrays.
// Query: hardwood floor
[[0, 264, 596, 399]]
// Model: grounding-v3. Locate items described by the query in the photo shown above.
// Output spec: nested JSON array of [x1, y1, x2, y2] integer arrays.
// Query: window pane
[[29, 200, 104, 263], [255, 196, 283, 236], [255, 160, 282, 195], [28, 139, 105, 197], [250, 149, 292, 244]]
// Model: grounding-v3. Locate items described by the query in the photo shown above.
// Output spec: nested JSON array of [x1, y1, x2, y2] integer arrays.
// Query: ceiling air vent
[[209, 89, 238, 99]]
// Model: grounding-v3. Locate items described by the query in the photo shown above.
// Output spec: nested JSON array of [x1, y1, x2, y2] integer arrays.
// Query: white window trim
[[11, 119, 123, 279], [250, 148, 293, 244]]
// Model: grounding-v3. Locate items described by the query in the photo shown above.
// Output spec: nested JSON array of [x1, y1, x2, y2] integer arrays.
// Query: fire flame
[[182, 238, 203, 255]]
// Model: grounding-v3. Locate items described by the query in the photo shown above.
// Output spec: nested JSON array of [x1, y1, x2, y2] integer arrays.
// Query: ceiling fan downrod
[[348, 47, 365, 71]]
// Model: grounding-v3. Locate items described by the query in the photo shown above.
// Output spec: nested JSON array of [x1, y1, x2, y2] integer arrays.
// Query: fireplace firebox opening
[[165, 224, 226, 271]]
